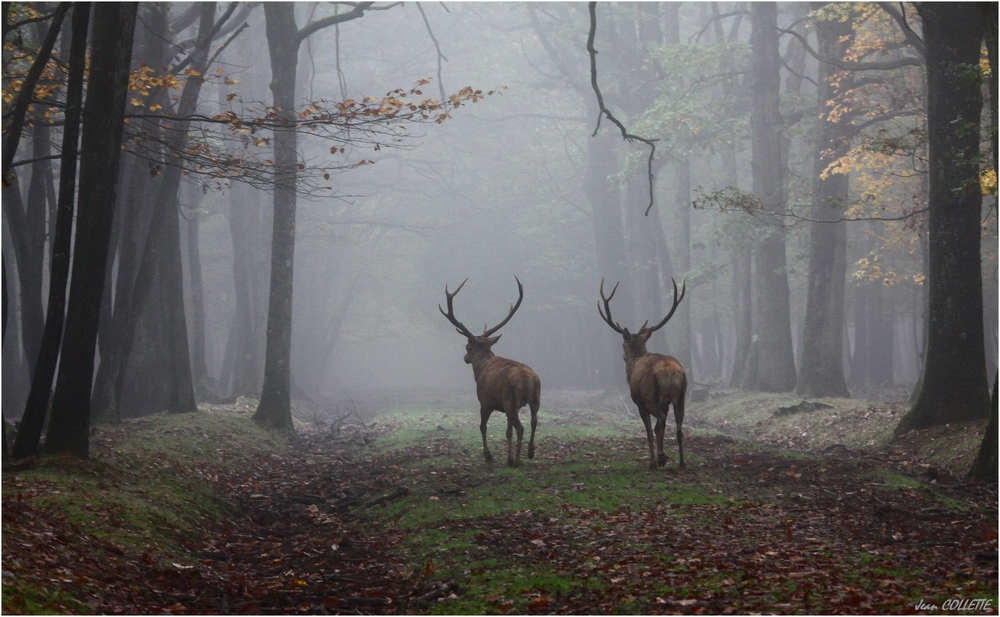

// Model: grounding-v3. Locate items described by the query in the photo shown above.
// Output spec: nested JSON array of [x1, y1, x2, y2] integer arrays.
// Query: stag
[[439, 276, 540, 467], [599, 278, 688, 469]]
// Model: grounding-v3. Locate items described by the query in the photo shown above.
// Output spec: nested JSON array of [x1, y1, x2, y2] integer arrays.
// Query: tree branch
[[2, 3, 70, 178], [778, 26, 922, 71], [587, 2, 658, 216], [416, 3, 448, 102], [876, 2, 925, 56], [297, 2, 375, 43]]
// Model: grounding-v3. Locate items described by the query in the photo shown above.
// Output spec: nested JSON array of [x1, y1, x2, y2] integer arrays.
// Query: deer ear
[[488, 335, 501, 345]]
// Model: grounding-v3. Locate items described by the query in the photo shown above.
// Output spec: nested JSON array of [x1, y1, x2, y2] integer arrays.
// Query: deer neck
[[623, 349, 648, 382], [468, 348, 497, 379]]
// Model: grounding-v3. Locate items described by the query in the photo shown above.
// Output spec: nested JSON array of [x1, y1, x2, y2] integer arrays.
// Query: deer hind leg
[[527, 399, 539, 459], [480, 407, 494, 463], [674, 395, 686, 469], [639, 409, 657, 470], [654, 411, 668, 468], [505, 410, 524, 467]]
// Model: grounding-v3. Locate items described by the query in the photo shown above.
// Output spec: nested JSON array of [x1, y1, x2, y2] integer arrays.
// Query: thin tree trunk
[[43, 2, 137, 458], [12, 3, 90, 459], [186, 186, 209, 399]]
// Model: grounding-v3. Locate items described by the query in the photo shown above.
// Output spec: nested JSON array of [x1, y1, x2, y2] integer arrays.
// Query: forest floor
[[2, 389, 997, 614]]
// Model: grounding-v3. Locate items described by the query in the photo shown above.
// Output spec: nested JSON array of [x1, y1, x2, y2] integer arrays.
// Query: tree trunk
[[90, 3, 170, 423], [967, 371, 998, 481], [795, 4, 851, 399], [43, 2, 137, 458], [185, 184, 210, 399], [746, 2, 796, 392], [12, 2, 90, 459], [896, 3, 989, 434], [254, 3, 301, 431]]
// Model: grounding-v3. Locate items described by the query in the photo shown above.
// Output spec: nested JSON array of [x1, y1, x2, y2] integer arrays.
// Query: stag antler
[[482, 276, 524, 337], [440, 276, 526, 339], [439, 278, 477, 339], [598, 277, 627, 335], [645, 278, 686, 334]]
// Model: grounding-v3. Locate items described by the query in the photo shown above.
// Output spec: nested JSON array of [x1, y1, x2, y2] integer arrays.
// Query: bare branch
[[586, 2, 658, 216], [297, 2, 375, 42], [416, 3, 448, 102]]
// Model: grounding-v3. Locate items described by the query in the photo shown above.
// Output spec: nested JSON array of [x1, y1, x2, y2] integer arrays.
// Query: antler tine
[[598, 277, 627, 335], [439, 278, 476, 339], [482, 275, 524, 337], [647, 278, 687, 334]]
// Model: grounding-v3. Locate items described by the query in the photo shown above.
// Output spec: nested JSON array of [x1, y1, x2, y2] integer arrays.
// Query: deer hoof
[[484, 451, 494, 463], [527, 445, 535, 459], [657, 453, 668, 467]]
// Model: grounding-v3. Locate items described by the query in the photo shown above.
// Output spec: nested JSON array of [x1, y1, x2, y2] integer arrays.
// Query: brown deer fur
[[599, 278, 688, 469], [440, 277, 540, 467]]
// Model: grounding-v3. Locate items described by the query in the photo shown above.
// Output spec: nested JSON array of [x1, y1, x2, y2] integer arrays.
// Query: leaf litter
[[2, 393, 997, 614]]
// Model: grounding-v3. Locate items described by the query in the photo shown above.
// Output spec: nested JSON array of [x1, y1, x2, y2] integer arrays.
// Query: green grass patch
[[1, 579, 90, 615]]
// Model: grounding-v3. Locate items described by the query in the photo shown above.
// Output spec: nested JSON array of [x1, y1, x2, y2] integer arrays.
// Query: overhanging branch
[[587, 2, 658, 216]]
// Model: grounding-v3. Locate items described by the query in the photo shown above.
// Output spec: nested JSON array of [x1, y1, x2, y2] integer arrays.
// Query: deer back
[[628, 353, 686, 413], [475, 355, 541, 412]]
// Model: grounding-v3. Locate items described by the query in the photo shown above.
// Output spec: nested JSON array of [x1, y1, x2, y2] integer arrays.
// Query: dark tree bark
[[254, 2, 373, 431], [745, 2, 796, 392], [895, 3, 989, 434], [12, 2, 90, 459], [42, 2, 137, 457], [90, 4, 170, 423], [1, 3, 69, 177], [795, 4, 851, 399], [93, 3, 220, 421], [967, 372, 998, 481]]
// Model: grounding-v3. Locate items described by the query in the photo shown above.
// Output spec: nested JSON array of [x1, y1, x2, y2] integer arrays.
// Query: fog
[[5, 2, 995, 420]]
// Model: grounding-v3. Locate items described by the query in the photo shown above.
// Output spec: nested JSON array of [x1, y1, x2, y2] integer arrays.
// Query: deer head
[[598, 277, 686, 365], [439, 276, 525, 368]]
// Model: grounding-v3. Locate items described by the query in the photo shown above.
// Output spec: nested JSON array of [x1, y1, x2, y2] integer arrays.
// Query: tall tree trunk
[[90, 4, 170, 423], [185, 184, 210, 399], [254, 4, 301, 431], [663, 3, 692, 375], [896, 3, 989, 434], [43, 2, 137, 458], [12, 3, 90, 459], [795, 4, 851, 399], [746, 2, 796, 392]]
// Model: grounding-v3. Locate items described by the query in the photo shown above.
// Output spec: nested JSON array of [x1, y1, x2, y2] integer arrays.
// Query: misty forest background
[[2, 2, 996, 461]]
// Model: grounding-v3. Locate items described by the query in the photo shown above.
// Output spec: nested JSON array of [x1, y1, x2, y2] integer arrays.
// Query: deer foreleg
[[640, 410, 657, 470], [480, 407, 493, 463], [654, 413, 668, 468]]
